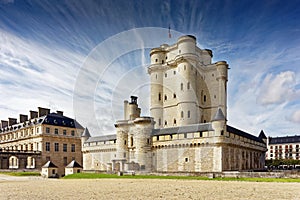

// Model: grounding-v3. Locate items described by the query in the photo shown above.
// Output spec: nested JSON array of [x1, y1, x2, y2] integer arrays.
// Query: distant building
[[266, 135, 300, 160], [82, 35, 267, 173], [0, 107, 84, 176]]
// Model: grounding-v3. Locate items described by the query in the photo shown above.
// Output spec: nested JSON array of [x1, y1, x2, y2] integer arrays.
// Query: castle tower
[[132, 117, 154, 171], [175, 36, 199, 126], [148, 35, 228, 128], [81, 127, 91, 148], [149, 47, 165, 128], [215, 61, 228, 117], [114, 96, 142, 171]]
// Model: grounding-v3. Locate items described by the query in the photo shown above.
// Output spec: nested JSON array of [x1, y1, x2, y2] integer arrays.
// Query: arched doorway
[[27, 156, 35, 169], [9, 156, 19, 169]]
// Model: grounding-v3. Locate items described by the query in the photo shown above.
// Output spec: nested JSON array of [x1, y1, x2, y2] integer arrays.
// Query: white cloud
[[290, 110, 300, 123], [257, 71, 297, 105], [0, 30, 85, 123]]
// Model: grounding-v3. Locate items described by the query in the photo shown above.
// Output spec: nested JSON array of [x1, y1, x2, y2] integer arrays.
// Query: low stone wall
[[137, 170, 300, 178]]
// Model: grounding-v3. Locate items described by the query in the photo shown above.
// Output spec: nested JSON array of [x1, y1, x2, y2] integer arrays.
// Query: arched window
[[164, 121, 167, 126], [173, 93, 176, 98], [164, 95, 167, 101], [174, 119, 177, 124], [181, 111, 184, 118], [204, 95, 207, 102], [188, 111, 190, 118], [158, 118, 161, 126], [187, 82, 190, 90], [181, 83, 183, 91], [155, 58, 158, 63], [158, 93, 161, 101]]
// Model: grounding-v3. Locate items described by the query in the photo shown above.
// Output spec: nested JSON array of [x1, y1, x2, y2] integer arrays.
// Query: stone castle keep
[[82, 35, 267, 173]]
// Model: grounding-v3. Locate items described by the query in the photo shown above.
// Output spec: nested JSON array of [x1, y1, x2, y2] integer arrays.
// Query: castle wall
[[82, 143, 116, 171]]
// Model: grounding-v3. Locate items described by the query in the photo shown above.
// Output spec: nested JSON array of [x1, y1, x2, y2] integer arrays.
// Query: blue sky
[[0, 0, 299, 137]]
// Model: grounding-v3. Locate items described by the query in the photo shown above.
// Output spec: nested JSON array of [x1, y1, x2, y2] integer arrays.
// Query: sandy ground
[[0, 175, 299, 200]]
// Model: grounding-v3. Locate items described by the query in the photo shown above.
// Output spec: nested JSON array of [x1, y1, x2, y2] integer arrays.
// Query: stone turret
[[215, 61, 229, 118], [124, 96, 141, 120], [132, 117, 154, 171], [81, 127, 91, 148], [211, 108, 226, 136]]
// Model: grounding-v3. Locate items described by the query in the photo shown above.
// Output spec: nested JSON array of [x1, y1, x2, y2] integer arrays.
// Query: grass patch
[[63, 173, 300, 182], [0, 171, 41, 176]]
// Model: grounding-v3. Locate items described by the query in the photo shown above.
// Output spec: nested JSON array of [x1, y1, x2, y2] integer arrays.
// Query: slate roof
[[258, 130, 267, 140], [152, 123, 213, 136], [81, 127, 91, 137], [85, 134, 116, 143], [212, 108, 226, 121], [42, 161, 58, 168], [226, 125, 264, 143], [0, 113, 83, 134], [268, 135, 300, 145], [42, 113, 83, 129], [65, 160, 82, 168]]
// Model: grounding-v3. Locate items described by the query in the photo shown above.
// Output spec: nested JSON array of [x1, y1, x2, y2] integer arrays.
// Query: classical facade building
[[266, 135, 300, 160], [0, 107, 84, 176], [82, 35, 267, 173]]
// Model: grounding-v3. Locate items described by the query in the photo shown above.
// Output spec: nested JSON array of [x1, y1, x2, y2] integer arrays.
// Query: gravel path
[[0, 176, 299, 200]]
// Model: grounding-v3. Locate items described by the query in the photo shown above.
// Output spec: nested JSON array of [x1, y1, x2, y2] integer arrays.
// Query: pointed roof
[[212, 108, 226, 121], [42, 161, 58, 168], [81, 127, 91, 137], [258, 130, 267, 140], [65, 160, 83, 168]]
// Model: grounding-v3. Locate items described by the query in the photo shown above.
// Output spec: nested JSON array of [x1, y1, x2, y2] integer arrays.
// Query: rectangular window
[[63, 130, 67, 135], [71, 130, 75, 136], [36, 128, 39, 133], [64, 157, 68, 166], [46, 127, 50, 133], [46, 156, 50, 161], [71, 144, 75, 152], [63, 144, 67, 152], [46, 142, 50, 151], [55, 128, 58, 134], [54, 143, 59, 152]]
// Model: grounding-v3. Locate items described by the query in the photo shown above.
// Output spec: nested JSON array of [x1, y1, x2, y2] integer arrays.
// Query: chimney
[[56, 111, 63, 116], [30, 111, 38, 119], [1, 120, 8, 128], [38, 107, 50, 117], [19, 114, 28, 123], [8, 118, 17, 126]]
